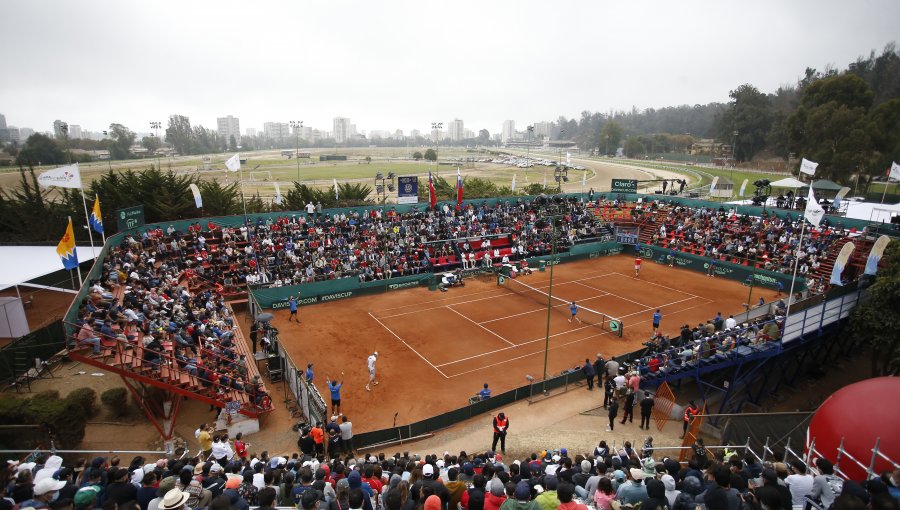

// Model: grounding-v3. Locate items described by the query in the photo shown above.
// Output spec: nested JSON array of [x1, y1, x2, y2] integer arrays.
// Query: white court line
[[376, 290, 512, 319], [442, 300, 717, 378], [374, 272, 617, 320], [609, 271, 702, 299], [375, 286, 507, 313], [571, 281, 657, 309], [438, 293, 710, 368], [367, 312, 449, 379], [479, 301, 571, 324], [446, 306, 516, 346], [435, 320, 602, 367]]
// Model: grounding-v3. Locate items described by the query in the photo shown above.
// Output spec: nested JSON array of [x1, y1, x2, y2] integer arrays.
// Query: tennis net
[[499, 274, 623, 336]]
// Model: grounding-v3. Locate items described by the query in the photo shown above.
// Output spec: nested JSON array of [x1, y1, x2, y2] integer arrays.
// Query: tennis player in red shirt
[[634, 256, 642, 278]]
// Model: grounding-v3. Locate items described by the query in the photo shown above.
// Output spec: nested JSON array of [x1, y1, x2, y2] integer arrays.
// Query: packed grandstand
[[3, 435, 898, 510], [28, 192, 891, 510], [64, 194, 872, 419]]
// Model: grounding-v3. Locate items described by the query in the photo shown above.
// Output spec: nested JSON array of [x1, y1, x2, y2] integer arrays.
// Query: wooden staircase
[[66, 306, 272, 439], [808, 236, 875, 286]]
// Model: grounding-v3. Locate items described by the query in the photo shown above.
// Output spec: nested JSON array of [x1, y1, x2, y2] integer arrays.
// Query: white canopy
[[0, 246, 98, 290], [769, 177, 806, 189]]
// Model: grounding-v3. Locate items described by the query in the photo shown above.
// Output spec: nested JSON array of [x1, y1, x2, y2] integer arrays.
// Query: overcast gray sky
[[3, 0, 898, 136]]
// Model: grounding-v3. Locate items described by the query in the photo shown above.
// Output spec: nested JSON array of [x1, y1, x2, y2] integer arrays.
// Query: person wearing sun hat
[[158, 488, 189, 510]]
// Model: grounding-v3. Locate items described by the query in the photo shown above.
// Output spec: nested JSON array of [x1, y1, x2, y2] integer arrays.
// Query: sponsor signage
[[272, 296, 318, 308], [397, 176, 418, 205], [611, 179, 638, 193], [225, 401, 241, 415], [116, 205, 145, 231], [745, 273, 779, 287], [321, 291, 353, 302], [616, 232, 639, 245], [387, 280, 421, 291]]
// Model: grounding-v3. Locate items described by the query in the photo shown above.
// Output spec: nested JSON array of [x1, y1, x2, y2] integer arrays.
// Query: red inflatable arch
[[806, 377, 900, 481]]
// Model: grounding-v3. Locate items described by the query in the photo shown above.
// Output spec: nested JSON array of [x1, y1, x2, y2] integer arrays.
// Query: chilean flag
[[429, 171, 437, 209], [456, 167, 463, 206]]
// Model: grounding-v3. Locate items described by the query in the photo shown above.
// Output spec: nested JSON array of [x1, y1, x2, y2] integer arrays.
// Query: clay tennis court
[[271, 254, 781, 432]]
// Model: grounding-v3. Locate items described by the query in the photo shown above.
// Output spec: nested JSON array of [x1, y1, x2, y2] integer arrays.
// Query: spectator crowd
[[3, 431, 897, 510], [116, 197, 616, 291], [636, 201, 849, 281]]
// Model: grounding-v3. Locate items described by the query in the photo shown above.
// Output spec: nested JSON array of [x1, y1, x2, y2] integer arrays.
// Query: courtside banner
[[864, 235, 890, 276], [637, 244, 802, 290], [256, 273, 432, 309], [829, 242, 855, 286], [397, 176, 418, 204]]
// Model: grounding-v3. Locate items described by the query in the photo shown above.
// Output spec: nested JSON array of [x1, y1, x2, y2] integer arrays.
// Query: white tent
[[0, 246, 97, 291], [768, 177, 806, 189]]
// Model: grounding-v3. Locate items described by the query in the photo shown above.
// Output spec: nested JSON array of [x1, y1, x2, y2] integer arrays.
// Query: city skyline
[[2, 1, 899, 137]]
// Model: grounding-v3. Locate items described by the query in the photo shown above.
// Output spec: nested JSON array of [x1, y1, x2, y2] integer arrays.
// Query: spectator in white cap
[[20, 478, 66, 509], [33, 456, 63, 485]]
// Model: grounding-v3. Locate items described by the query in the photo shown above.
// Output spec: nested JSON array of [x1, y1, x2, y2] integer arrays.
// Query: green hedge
[[0, 387, 97, 449], [100, 387, 129, 418]]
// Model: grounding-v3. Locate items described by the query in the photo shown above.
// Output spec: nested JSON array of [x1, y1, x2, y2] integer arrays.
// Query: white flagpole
[[69, 215, 84, 287], [881, 179, 888, 204], [79, 187, 97, 258], [95, 195, 106, 245], [783, 219, 807, 321]]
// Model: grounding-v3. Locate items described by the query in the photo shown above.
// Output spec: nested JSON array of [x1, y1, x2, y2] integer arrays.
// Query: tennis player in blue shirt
[[478, 383, 492, 400], [569, 302, 582, 324], [326, 373, 344, 416]]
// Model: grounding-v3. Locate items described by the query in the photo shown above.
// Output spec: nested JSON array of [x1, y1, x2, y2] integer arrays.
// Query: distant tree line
[[0, 164, 571, 243], [0, 166, 378, 243]]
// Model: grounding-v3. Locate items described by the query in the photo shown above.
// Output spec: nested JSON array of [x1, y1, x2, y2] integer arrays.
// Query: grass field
[[5, 146, 754, 201], [1, 146, 622, 199]]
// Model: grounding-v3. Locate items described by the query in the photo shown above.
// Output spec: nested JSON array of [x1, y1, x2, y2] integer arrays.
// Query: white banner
[[582, 171, 586, 187], [566, 152, 571, 165], [800, 158, 818, 176], [189, 183, 203, 209], [890, 161, 900, 181], [225, 153, 241, 172], [804, 187, 825, 228], [832, 186, 850, 210], [274, 182, 282, 205], [38, 163, 82, 189], [709, 176, 719, 194], [738, 178, 748, 197], [333, 178, 339, 200], [511, 174, 516, 192]]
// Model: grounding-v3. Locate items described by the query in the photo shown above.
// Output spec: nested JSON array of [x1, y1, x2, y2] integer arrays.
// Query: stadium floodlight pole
[[731, 130, 739, 182], [745, 253, 757, 309], [526, 125, 534, 173], [431, 122, 443, 177], [541, 204, 564, 395], [150, 121, 162, 170], [783, 217, 808, 324], [290, 121, 303, 182]]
